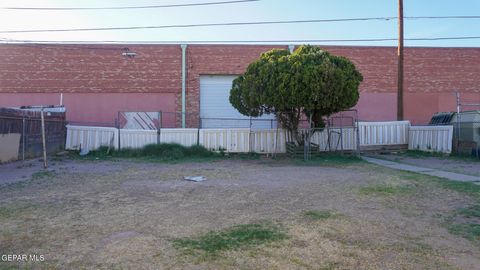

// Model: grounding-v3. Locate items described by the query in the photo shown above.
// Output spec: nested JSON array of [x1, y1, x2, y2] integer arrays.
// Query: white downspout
[[288, 45, 295, 53], [181, 44, 187, 128]]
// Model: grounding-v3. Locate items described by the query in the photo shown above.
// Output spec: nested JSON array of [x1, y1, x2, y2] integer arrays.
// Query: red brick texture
[[0, 44, 181, 93], [0, 44, 479, 125]]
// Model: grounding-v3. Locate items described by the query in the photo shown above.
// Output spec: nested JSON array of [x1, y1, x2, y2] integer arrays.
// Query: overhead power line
[[0, 0, 260, 10], [0, 16, 479, 34], [1, 36, 480, 45], [405, 15, 480, 19], [0, 17, 397, 34]]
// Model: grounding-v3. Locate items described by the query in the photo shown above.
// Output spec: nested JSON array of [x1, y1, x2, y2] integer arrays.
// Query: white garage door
[[200, 75, 276, 129]]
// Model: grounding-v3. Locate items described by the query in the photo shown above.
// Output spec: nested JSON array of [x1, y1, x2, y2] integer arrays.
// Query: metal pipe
[[456, 91, 461, 151], [40, 109, 48, 168], [22, 116, 25, 161], [117, 111, 121, 150], [288, 45, 295, 53], [197, 114, 201, 146], [181, 44, 188, 128], [157, 111, 161, 145]]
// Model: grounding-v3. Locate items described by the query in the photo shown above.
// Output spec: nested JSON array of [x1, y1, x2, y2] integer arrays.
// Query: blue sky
[[0, 0, 479, 47]]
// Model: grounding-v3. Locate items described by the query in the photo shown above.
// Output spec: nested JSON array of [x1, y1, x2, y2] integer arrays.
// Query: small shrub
[[76, 143, 219, 162], [218, 147, 226, 156], [185, 145, 215, 157], [163, 148, 185, 160]]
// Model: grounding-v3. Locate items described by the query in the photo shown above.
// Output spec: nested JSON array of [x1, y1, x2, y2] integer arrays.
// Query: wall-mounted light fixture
[[122, 47, 137, 58]]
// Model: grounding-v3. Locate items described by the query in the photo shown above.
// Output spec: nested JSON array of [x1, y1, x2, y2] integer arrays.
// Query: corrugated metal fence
[[408, 125, 453, 153], [358, 121, 410, 146], [65, 121, 454, 154]]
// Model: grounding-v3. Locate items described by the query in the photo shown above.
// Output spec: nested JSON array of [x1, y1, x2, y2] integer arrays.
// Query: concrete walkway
[[362, 156, 480, 185]]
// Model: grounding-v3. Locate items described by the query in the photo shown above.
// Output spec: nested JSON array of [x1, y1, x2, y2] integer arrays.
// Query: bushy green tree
[[229, 45, 363, 145]]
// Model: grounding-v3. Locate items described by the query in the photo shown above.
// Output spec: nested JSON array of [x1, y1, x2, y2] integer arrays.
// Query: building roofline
[[0, 41, 479, 50]]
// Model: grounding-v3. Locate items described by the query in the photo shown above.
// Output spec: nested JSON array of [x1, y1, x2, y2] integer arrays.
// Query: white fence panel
[[309, 128, 357, 152], [160, 129, 198, 146], [359, 121, 409, 146], [408, 125, 453, 153], [120, 129, 157, 149], [199, 129, 251, 152], [251, 129, 287, 153], [67, 121, 451, 154], [310, 130, 329, 151], [66, 125, 118, 151]]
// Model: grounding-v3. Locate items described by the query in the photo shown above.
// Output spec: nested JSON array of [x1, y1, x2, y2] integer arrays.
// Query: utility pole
[[397, 0, 404, 120]]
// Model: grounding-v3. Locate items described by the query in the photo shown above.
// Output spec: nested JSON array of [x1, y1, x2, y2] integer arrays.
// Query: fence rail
[[65, 121, 454, 154]]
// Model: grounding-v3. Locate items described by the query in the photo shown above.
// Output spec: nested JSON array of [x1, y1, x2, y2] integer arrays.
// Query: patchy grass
[[379, 168, 480, 245], [173, 223, 287, 256], [0, 203, 39, 220], [446, 205, 480, 244], [434, 179, 480, 197], [402, 150, 449, 158], [359, 184, 413, 196], [0, 170, 58, 191], [303, 210, 336, 221], [0, 205, 18, 219], [448, 223, 480, 242], [0, 264, 32, 270], [385, 169, 480, 198], [402, 150, 479, 162], [31, 170, 56, 180], [295, 153, 363, 166], [457, 205, 480, 218]]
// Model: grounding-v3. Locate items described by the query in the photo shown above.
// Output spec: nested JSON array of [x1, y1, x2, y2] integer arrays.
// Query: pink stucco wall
[[354, 92, 397, 122], [1, 91, 470, 126], [0, 93, 176, 126]]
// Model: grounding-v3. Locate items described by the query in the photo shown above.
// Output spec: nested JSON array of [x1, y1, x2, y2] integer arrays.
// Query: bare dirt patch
[[0, 157, 479, 269]]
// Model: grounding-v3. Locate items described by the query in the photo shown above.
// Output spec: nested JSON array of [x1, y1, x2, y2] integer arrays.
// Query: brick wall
[[0, 44, 479, 125], [0, 44, 181, 93]]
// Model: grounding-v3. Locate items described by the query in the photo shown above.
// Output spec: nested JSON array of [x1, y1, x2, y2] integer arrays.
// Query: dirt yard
[[1, 156, 479, 269]]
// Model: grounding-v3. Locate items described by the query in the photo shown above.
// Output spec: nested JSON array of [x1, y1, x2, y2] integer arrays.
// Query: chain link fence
[[300, 110, 360, 159], [0, 108, 66, 161], [453, 121, 480, 158]]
